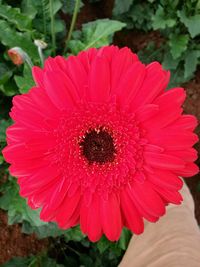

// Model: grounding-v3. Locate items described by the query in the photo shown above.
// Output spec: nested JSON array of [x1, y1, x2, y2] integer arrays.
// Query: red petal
[[44, 71, 79, 110], [147, 170, 183, 190], [100, 194, 122, 241], [80, 194, 102, 242], [144, 152, 185, 170], [111, 47, 138, 92], [132, 62, 170, 108], [116, 62, 146, 107], [129, 181, 165, 217], [88, 56, 110, 102], [121, 188, 144, 234]]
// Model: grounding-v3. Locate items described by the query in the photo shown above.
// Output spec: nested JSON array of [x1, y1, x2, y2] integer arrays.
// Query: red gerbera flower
[[3, 46, 199, 242]]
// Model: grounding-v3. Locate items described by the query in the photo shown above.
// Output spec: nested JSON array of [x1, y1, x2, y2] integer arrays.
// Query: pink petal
[[167, 148, 198, 162], [80, 194, 102, 242], [147, 131, 198, 150], [97, 45, 119, 62], [132, 62, 170, 108], [116, 62, 146, 107], [120, 188, 144, 234], [65, 55, 88, 98], [100, 193, 122, 241], [153, 87, 186, 106], [55, 189, 81, 228], [29, 87, 61, 118], [168, 115, 198, 131], [152, 184, 183, 204], [147, 169, 183, 190], [144, 152, 185, 170], [32, 66, 44, 87], [111, 47, 138, 91], [143, 103, 183, 129], [135, 104, 159, 122], [174, 162, 199, 177], [129, 181, 165, 217], [44, 71, 79, 110], [88, 56, 110, 102]]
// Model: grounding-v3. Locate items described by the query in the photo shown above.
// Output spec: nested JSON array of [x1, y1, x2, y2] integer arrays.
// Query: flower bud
[[7, 47, 25, 66]]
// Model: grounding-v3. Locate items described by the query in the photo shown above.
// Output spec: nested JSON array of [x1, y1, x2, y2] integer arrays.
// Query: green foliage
[[112, 0, 133, 16], [0, 176, 45, 226], [0, 20, 37, 59], [184, 50, 200, 78], [68, 19, 126, 54], [0, 3, 32, 31], [0, 119, 11, 144], [1, 255, 65, 267], [61, 0, 84, 15], [178, 10, 200, 38], [152, 5, 176, 30], [14, 65, 35, 94], [113, 0, 200, 86], [0, 63, 12, 86], [169, 34, 189, 59]]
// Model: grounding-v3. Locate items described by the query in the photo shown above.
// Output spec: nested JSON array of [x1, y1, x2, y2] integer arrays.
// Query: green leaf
[[1, 256, 35, 267], [1, 255, 65, 267], [0, 62, 12, 85], [178, 10, 200, 38], [97, 235, 110, 254], [52, 0, 63, 15], [62, 0, 84, 15], [152, 5, 176, 30], [22, 221, 64, 238], [0, 119, 12, 143], [68, 19, 126, 54], [113, 0, 133, 16], [169, 34, 189, 59], [117, 228, 132, 250], [0, 20, 37, 59], [64, 226, 85, 242], [24, 206, 47, 227], [184, 50, 200, 79], [21, 0, 38, 20], [0, 79, 19, 96], [162, 51, 179, 70], [14, 65, 35, 94], [0, 3, 32, 31], [0, 176, 46, 227]]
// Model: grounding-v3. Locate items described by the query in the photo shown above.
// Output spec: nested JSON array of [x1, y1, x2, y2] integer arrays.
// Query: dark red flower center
[[80, 128, 116, 164]]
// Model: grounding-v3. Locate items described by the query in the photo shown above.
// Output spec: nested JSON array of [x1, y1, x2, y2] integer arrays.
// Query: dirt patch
[[0, 210, 49, 264], [114, 30, 165, 51]]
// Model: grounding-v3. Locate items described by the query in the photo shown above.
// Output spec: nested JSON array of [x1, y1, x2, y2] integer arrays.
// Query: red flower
[[3, 46, 199, 242]]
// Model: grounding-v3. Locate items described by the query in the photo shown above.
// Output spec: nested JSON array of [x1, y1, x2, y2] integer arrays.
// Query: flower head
[[7, 47, 25, 65], [3, 46, 199, 242], [34, 39, 48, 50]]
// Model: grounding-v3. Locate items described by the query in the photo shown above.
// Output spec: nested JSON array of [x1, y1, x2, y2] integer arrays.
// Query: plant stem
[[50, 0, 56, 55], [63, 0, 80, 54], [38, 47, 44, 67], [24, 52, 34, 69]]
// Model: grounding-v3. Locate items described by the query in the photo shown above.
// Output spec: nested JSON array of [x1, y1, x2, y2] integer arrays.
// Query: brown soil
[[114, 30, 165, 51], [0, 209, 49, 264]]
